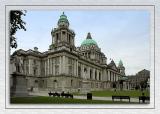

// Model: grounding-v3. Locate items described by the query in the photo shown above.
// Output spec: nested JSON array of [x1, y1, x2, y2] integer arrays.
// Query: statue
[[15, 56, 24, 74]]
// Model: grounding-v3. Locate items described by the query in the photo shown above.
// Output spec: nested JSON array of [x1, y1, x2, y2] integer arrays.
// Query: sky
[[11, 10, 150, 75]]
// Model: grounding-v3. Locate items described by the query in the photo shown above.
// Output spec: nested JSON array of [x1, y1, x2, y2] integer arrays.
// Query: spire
[[118, 60, 123, 67], [86, 32, 92, 39]]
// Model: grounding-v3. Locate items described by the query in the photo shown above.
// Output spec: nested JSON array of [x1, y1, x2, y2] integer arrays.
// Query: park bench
[[61, 92, 73, 98], [139, 96, 150, 103], [112, 96, 130, 102], [48, 92, 60, 97]]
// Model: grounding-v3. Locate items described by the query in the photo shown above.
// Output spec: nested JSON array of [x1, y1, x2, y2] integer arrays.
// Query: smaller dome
[[81, 33, 98, 46], [58, 12, 69, 26], [118, 60, 124, 67]]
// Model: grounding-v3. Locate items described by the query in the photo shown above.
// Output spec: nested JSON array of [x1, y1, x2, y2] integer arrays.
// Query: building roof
[[107, 60, 118, 71], [81, 32, 98, 46]]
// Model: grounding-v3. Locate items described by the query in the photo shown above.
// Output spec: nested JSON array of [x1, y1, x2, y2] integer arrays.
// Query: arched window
[[90, 69, 92, 79], [69, 34, 71, 44], [56, 33, 59, 43], [78, 66, 81, 77], [71, 79, 73, 86], [99, 72, 101, 80]]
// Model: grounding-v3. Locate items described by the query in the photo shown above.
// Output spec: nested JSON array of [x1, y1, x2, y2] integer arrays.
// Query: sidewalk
[[29, 91, 143, 103]]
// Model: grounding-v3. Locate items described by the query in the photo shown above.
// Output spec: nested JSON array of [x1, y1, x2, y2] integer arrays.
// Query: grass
[[74, 90, 150, 98], [10, 96, 136, 104]]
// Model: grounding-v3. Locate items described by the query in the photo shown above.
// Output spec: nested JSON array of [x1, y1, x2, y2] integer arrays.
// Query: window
[[34, 69, 36, 75], [35, 80, 38, 83], [95, 71, 97, 80], [33, 60, 36, 64], [99, 72, 101, 80], [62, 31, 66, 34], [68, 66, 72, 75], [56, 33, 59, 43], [68, 58, 72, 64], [78, 66, 81, 77], [55, 65, 59, 75], [55, 57, 60, 64], [71, 80, 73, 86], [84, 68, 87, 72], [70, 48, 72, 52], [90, 69, 92, 79], [69, 34, 71, 44]]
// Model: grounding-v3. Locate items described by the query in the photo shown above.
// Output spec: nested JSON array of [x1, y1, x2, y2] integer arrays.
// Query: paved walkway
[[29, 91, 143, 103]]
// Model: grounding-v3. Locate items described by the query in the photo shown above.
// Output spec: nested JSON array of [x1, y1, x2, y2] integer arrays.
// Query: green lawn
[[10, 96, 136, 104], [74, 90, 150, 98]]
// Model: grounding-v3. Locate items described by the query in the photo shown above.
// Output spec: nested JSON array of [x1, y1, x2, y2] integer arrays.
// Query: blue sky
[[11, 10, 150, 75]]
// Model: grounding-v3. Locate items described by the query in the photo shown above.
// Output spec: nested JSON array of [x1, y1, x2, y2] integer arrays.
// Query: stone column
[[53, 58, 55, 75], [44, 60, 46, 75], [88, 67, 90, 79], [81, 64, 84, 79], [109, 71, 111, 81], [52, 58, 54, 75], [48, 58, 49, 75], [45, 60, 47, 76], [93, 68, 95, 80], [107, 70, 109, 81], [76, 60, 78, 77], [111, 72, 113, 82], [50, 58, 51, 75], [50, 58, 52, 75], [97, 70, 99, 80], [62, 56, 66, 74], [59, 56, 62, 74], [116, 74, 118, 81], [73, 59, 77, 76], [113, 73, 115, 81], [28, 59, 31, 75], [113, 72, 114, 82]]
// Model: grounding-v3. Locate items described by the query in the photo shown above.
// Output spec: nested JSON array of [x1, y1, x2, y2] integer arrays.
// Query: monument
[[10, 56, 28, 97]]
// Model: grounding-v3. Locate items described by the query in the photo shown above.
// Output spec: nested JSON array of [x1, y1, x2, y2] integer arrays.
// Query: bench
[[61, 92, 73, 98], [48, 91, 73, 98], [48, 92, 60, 97], [112, 96, 130, 102], [139, 96, 150, 103]]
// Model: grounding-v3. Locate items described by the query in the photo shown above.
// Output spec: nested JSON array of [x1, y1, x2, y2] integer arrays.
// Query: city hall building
[[10, 12, 126, 94]]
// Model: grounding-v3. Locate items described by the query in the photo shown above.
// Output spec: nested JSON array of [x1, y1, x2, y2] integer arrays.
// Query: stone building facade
[[127, 69, 150, 90], [10, 12, 126, 93]]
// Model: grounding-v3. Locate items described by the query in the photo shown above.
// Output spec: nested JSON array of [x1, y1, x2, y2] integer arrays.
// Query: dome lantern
[[57, 12, 69, 28]]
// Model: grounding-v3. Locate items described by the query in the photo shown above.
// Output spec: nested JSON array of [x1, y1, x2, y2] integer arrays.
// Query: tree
[[10, 10, 26, 48], [140, 80, 147, 90], [135, 85, 140, 90]]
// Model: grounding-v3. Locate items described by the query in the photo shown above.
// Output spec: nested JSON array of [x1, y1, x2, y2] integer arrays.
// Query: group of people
[[48, 91, 73, 98]]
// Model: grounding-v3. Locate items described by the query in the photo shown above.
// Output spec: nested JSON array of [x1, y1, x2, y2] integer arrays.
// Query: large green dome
[[81, 33, 98, 46], [81, 39, 98, 46]]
